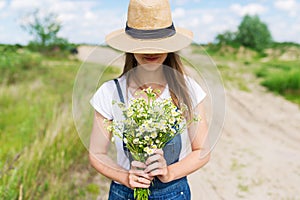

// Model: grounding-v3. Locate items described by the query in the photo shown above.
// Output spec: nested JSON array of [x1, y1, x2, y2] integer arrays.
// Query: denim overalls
[[108, 79, 191, 200]]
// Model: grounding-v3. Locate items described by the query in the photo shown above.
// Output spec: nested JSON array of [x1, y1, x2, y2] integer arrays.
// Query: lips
[[143, 56, 160, 62]]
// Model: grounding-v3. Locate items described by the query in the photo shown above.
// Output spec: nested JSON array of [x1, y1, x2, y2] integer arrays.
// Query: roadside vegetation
[[196, 14, 300, 105], [196, 42, 300, 105], [255, 60, 300, 104], [0, 44, 120, 199]]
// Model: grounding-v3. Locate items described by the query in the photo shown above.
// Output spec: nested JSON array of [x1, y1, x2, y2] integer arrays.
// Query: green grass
[[0, 46, 43, 84], [255, 61, 300, 104], [237, 183, 249, 192], [0, 47, 120, 199], [193, 44, 300, 104]]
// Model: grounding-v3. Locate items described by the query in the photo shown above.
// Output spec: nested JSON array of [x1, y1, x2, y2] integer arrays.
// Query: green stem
[[134, 188, 150, 200]]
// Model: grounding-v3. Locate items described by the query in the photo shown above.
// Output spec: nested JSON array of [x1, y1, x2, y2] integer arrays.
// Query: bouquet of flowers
[[107, 87, 195, 200]]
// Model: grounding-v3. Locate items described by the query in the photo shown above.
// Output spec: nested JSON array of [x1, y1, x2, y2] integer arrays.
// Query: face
[[134, 53, 168, 71]]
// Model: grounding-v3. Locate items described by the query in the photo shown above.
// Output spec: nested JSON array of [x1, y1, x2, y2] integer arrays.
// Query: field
[[1, 44, 300, 199], [0, 46, 120, 199]]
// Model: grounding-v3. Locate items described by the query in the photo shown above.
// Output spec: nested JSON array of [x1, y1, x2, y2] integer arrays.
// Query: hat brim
[[105, 27, 193, 54]]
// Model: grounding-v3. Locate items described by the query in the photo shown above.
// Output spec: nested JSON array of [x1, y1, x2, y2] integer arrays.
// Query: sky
[[0, 0, 299, 45]]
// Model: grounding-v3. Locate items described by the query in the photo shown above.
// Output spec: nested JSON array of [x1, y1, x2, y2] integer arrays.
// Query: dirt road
[[189, 87, 300, 199], [77, 46, 300, 200]]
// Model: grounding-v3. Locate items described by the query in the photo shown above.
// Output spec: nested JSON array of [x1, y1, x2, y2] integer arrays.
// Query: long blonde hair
[[120, 53, 193, 119]]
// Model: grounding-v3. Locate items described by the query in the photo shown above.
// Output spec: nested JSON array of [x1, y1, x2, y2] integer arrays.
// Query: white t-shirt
[[90, 75, 206, 170]]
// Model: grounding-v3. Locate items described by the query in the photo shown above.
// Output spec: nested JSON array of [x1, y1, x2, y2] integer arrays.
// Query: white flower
[[155, 139, 160, 144], [145, 87, 153, 94], [127, 110, 134, 117], [144, 136, 150, 141], [136, 132, 142, 137], [144, 146, 149, 152], [151, 145, 157, 149], [171, 128, 176, 134], [151, 132, 157, 139], [158, 122, 166, 130], [138, 126, 144, 133], [124, 138, 128, 144], [171, 109, 180, 117], [133, 138, 139, 144], [147, 148, 155, 155], [160, 119, 167, 125], [169, 118, 176, 124], [111, 136, 115, 143]]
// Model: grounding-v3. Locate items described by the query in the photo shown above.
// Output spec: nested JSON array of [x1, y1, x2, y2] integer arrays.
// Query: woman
[[89, 0, 209, 199]]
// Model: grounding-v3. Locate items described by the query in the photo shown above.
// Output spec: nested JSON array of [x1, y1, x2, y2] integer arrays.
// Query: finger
[[144, 162, 162, 173], [128, 174, 151, 189], [129, 169, 148, 177], [128, 173, 137, 182], [136, 177, 151, 185], [145, 154, 161, 165], [130, 169, 153, 180], [139, 172, 154, 180], [154, 149, 164, 156], [148, 169, 165, 177], [131, 161, 147, 169], [132, 182, 151, 189]]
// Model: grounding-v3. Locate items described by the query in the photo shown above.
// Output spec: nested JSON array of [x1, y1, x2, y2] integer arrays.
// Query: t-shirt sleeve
[[90, 81, 114, 120], [186, 77, 207, 108]]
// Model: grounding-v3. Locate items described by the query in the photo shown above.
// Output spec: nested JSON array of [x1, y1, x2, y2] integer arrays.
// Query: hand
[[128, 161, 153, 189], [144, 149, 171, 183]]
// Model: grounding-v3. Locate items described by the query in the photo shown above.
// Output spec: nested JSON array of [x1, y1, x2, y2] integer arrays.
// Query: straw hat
[[105, 0, 193, 54]]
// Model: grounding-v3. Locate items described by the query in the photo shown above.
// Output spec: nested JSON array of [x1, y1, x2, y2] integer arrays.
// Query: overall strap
[[113, 79, 133, 162], [113, 79, 125, 103]]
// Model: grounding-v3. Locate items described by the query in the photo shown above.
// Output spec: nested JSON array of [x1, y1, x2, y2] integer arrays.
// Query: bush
[[256, 61, 300, 104], [0, 45, 42, 84], [262, 70, 300, 93], [215, 31, 239, 47]]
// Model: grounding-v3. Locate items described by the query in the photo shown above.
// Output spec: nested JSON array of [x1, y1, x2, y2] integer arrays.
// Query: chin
[[138, 63, 162, 72]]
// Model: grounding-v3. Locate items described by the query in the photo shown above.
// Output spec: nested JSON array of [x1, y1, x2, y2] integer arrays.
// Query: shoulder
[[94, 76, 127, 100], [98, 79, 116, 91], [184, 75, 203, 90], [91, 79, 117, 104], [90, 78, 123, 120], [96, 76, 126, 92]]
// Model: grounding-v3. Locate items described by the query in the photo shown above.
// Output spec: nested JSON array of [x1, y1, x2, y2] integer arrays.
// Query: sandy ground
[[189, 88, 300, 200], [77, 46, 300, 200]]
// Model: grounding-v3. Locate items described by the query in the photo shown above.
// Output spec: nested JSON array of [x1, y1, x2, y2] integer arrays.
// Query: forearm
[[163, 150, 210, 182], [89, 153, 129, 187]]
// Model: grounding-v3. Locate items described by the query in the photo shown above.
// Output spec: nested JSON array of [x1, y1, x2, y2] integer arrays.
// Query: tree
[[21, 10, 67, 50], [235, 15, 272, 51], [215, 31, 237, 46]]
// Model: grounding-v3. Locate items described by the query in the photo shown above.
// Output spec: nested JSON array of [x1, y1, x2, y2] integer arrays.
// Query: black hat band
[[125, 22, 176, 39]]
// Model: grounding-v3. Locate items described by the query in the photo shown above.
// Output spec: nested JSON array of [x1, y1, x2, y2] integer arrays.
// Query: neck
[[134, 65, 166, 86]]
